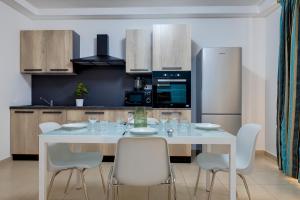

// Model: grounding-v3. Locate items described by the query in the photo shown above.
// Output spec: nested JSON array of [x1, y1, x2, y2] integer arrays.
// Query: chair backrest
[[39, 122, 61, 133], [113, 137, 171, 186], [39, 122, 72, 171], [236, 123, 261, 173]]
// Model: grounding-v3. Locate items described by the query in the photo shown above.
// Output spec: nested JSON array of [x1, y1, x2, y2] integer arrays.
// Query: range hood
[[71, 34, 125, 66]]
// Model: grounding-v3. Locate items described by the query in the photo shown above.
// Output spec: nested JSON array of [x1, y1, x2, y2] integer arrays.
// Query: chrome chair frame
[[106, 165, 177, 200], [47, 165, 106, 200], [193, 168, 251, 200]]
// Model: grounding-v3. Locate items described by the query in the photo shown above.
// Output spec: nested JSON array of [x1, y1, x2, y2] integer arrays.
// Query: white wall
[[265, 8, 281, 156], [0, 2, 32, 160], [0, 5, 276, 160]]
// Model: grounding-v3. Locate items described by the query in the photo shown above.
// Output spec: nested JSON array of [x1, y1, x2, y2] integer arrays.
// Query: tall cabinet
[[153, 24, 191, 71]]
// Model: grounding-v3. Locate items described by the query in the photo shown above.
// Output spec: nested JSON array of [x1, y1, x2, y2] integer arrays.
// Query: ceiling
[[2, 0, 278, 19], [26, 0, 263, 8]]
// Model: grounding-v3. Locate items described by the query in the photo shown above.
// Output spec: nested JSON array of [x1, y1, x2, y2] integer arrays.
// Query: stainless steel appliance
[[196, 47, 242, 152], [134, 77, 145, 91], [152, 71, 191, 108], [124, 88, 152, 106]]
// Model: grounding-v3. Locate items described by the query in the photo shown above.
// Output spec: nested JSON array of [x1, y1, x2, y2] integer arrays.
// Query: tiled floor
[[0, 154, 299, 200]]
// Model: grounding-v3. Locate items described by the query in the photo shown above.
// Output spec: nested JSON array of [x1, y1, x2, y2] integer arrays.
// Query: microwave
[[152, 71, 191, 108], [124, 90, 152, 106]]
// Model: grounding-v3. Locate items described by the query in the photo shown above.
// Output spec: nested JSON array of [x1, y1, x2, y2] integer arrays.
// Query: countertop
[[9, 105, 191, 110]]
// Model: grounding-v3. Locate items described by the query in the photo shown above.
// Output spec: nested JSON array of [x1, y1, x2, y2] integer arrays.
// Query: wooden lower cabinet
[[10, 108, 191, 158], [153, 109, 192, 157], [66, 110, 115, 155], [11, 110, 39, 155]]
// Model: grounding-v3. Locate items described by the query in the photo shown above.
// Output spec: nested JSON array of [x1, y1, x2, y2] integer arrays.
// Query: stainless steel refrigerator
[[196, 47, 242, 153]]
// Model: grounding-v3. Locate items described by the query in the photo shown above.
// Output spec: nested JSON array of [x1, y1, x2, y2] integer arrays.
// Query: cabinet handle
[[49, 69, 69, 72], [130, 69, 149, 72], [161, 67, 182, 70], [24, 69, 42, 72], [42, 111, 62, 114], [85, 111, 105, 115], [161, 111, 182, 115], [14, 111, 34, 114]]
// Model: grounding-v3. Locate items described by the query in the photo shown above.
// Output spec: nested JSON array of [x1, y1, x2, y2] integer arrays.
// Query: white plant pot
[[76, 99, 84, 107]]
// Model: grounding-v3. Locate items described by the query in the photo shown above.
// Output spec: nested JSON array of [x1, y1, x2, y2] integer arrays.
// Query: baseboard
[[102, 156, 192, 163], [0, 156, 12, 164], [264, 151, 277, 161], [255, 150, 277, 161], [11, 154, 191, 163], [12, 154, 38, 160]]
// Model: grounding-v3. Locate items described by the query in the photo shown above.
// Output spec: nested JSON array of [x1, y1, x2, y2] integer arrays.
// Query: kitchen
[[1, 1, 300, 200]]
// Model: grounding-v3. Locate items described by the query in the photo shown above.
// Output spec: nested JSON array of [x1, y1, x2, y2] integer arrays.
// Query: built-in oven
[[152, 71, 191, 108]]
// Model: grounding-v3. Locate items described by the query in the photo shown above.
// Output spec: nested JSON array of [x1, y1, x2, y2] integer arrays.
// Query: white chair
[[107, 137, 176, 200], [39, 122, 106, 200], [194, 123, 261, 200]]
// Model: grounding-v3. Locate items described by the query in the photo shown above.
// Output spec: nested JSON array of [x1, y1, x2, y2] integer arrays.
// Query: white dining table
[[39, 123, 236, 200]]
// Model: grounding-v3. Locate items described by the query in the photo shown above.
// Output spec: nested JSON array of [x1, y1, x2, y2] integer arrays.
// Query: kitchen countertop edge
[[10, 106, 192, 110]]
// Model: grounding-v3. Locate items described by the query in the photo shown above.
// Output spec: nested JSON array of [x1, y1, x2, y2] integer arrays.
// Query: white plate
[[62, 122, 88, 129], [128, 118, 159, 125], [129, 127, 158, 135], [194, 123, 221, 130]]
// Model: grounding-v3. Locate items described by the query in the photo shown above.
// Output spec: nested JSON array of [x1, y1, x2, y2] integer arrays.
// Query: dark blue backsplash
[[32, 67, 150, 106]]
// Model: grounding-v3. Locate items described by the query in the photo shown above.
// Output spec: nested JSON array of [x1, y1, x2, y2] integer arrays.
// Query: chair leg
[[194, 167, 201, 196], [80, 169, 89, 200], [147, 186, 150, 200], [238, 174, 251, 200], [116, 186, 119, 200], [99, 165, 106, 193], [207, 170, 217, 200], [168, 184, 171, 200], [106, 182, 111, 200], [173, 180, 177, 200], [47, 171, 60, 199], [64, 169, 73, 194]]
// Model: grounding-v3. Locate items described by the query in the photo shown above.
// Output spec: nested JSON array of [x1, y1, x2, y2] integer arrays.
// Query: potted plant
[[75, 82, 88, 107]]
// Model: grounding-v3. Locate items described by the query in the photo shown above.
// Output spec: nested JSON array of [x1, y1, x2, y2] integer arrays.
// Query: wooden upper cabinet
[[20, 30, 79, 74], [153, 24, 191, 71], [46, 30, 74, 73], [20, 31, 47, 73], [10, 110, 39, 155], [126, 29, 152, 73]]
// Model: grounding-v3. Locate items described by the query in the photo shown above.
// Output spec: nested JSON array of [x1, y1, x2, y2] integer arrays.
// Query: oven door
[[153, 79, 191, 108]]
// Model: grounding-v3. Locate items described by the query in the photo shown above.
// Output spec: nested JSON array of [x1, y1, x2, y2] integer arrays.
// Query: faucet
[[40, 97, 54, 107]]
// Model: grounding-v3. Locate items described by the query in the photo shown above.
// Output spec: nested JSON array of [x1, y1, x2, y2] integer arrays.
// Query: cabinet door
[[20, 31, 47, 73], [126, 29, 152, 73], [153, 109, 192, 156], [66, 110, 115, 155], [11, 110, 39, 154], [46, 30, 73, 73], [153, 24, 191, 71], [38, 110, 66, 132]]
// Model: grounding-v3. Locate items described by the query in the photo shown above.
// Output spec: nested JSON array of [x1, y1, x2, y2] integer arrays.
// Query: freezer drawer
[[201, 47, 242, 114], [202, 114, 241, 153]]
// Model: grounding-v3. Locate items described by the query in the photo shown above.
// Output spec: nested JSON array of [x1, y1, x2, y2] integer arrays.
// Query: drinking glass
[[88, 116, 97, 131], [160, 112, 169, 133]]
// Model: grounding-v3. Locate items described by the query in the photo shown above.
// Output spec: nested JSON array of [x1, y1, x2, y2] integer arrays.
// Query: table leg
[[73, 144, 81, 189], [204, 144, 212, 191], [229, 140, 236, 200], [39, 139, 48, 200]]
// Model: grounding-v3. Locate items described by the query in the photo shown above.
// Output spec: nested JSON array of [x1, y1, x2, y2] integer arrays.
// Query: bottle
[[134, 107, 147, 128]]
